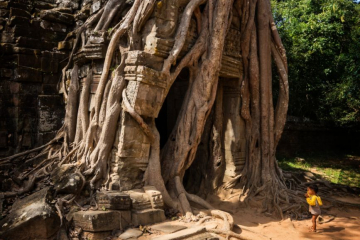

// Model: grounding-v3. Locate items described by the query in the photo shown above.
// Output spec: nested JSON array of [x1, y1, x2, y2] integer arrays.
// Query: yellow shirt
[[306, 194, 323, 206], [306, 194, 322, 215]]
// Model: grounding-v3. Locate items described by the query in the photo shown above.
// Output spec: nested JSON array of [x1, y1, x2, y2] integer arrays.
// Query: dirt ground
[[231, 207, 360, 240], [138, 194, 360, 240], [211, 193, 360, 240]]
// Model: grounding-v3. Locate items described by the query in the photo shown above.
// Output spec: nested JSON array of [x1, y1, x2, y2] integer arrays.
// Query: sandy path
[[229, 207, 360, 240], [138, 194, 360, 240]]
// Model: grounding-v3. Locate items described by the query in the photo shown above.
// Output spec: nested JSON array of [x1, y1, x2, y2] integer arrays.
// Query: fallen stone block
[[151, 227, 217, 240], [0, 188, 61, 240], [119, 228, 143, 240], [151, 223, 187, 234], [132, 209, 166, 227], [73, 210, 121, 232]]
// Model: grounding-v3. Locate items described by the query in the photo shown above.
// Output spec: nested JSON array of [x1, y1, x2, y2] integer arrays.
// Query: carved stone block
[[131, 209, 166, 227], [126, 50, 163, 71], [219, 28, 242, 79], [124, 65, 166, 118], [73, 210, 121, 232], [73, 44, 106, 64], [143, 186, 164, 209], [83, 44, 107, 59], [96, 191, 131, 210], [224, 29, 242, 59], [128, 189, 152, 211], [144, 36, 174, 58], [88, 30, 107, 45], [220, 55, 242, 79]]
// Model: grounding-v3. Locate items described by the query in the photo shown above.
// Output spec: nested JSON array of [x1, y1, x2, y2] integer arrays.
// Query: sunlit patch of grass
[[278, 154, 360, 188]]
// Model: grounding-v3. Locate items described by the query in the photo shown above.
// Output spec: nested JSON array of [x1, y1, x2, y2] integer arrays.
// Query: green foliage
[[278, 154, 360, 187], [271, 0, 360, 124]]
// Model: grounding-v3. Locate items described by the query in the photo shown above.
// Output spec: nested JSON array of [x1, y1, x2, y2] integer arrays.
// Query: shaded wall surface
[[0, 0, 77, 157], [277, 121, 360, 157]]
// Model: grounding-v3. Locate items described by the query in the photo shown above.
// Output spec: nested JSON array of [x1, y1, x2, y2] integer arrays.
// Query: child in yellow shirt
[[305, 184, 322, 232]]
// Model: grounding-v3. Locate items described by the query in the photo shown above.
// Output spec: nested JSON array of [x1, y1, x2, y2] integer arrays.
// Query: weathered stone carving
[[222, 82, 246, 180], [96, 190, 131, 210]]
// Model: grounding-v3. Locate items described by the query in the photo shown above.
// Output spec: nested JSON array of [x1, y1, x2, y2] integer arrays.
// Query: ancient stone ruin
[[0, 0, 288, 239]]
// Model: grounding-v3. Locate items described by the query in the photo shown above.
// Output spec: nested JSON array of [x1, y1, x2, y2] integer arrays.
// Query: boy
[[305, 184, 322, 232]]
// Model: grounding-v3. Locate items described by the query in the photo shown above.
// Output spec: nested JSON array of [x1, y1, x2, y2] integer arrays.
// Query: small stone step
[[119, 228, 143, 240], [132, 209, 166, 227]]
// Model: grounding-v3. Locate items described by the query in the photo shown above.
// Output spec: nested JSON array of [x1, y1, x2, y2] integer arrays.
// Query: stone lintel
[[126, 50, 164, 71], [124, 65, 167, 89]]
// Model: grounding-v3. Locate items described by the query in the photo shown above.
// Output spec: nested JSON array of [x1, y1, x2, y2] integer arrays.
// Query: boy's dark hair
[[309, 184, 318, 194]]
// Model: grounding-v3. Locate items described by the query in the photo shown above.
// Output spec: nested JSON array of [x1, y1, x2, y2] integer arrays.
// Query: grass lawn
[[278, 153, 360, 188]]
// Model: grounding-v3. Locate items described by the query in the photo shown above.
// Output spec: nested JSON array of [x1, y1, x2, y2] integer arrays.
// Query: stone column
[[222, 82, 246, 181]]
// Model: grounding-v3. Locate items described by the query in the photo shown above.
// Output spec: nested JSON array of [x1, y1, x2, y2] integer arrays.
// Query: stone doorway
[[156, 68, 190, 149]]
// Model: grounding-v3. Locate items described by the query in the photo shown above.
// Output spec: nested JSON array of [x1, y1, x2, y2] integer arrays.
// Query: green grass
[[278, 154, 360, 188]]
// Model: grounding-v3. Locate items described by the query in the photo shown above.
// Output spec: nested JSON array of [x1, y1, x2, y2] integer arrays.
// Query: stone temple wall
[[0, 0, 83, 157]]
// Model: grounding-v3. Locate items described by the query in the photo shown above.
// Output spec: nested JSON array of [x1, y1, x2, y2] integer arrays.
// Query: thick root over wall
[[2, 0, 359, 239]]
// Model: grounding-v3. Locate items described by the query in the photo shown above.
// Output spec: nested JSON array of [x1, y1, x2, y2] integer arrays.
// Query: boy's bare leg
[[312, 215, 319, 232]]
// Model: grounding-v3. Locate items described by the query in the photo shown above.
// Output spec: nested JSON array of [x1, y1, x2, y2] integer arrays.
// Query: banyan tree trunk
[[1, 0, 293, 221]]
